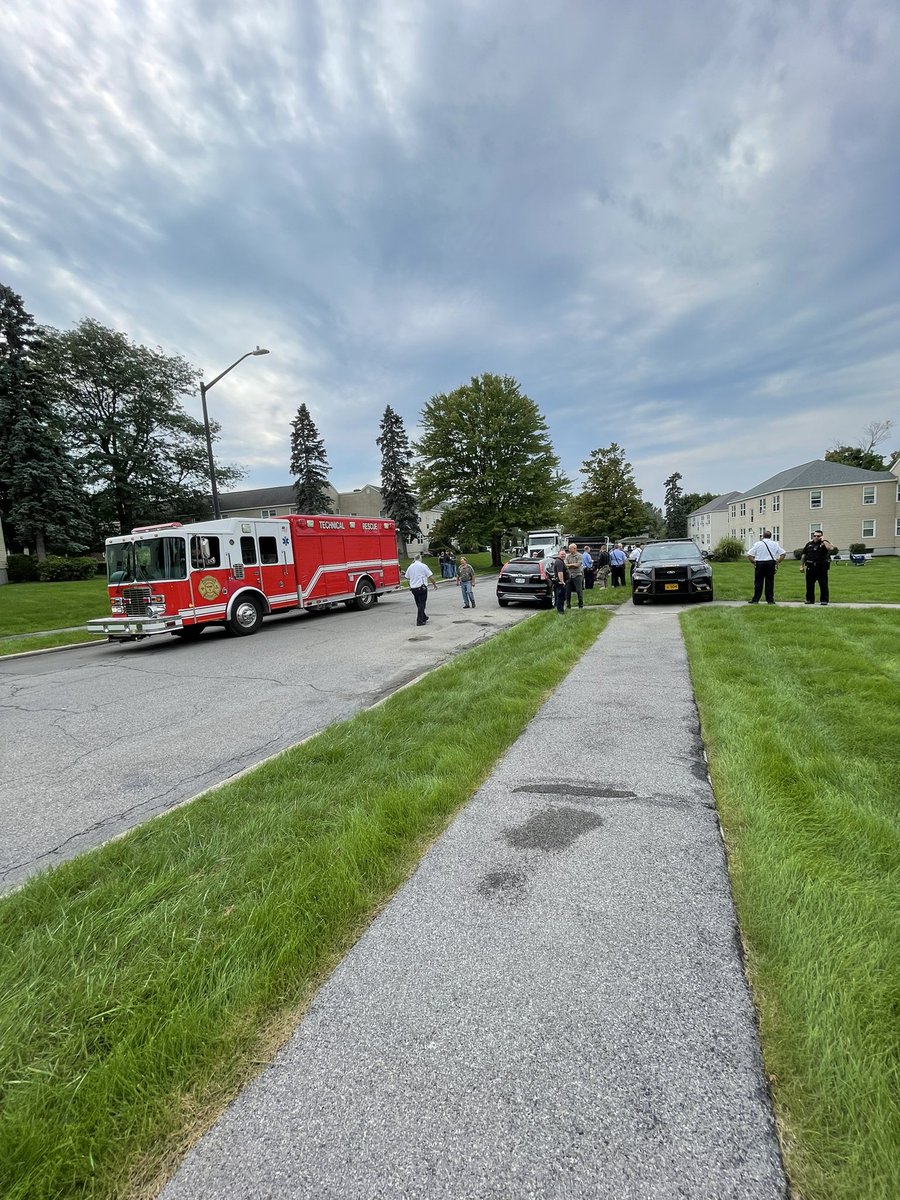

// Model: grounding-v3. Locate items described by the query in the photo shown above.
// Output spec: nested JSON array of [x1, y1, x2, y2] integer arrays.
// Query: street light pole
[[199, 347, 270, 520]]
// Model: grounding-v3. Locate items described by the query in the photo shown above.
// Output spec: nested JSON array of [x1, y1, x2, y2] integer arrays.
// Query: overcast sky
[[1, 0, 898, 507]]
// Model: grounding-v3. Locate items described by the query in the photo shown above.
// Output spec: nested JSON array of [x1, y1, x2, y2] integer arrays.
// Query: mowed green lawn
[[0, 577, 110, 637], [681, 606, 900, 1200], [707, 555, 899, 602]]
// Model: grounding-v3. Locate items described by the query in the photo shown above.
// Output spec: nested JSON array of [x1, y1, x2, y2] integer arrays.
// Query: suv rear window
[[505, 561, 541, 574]]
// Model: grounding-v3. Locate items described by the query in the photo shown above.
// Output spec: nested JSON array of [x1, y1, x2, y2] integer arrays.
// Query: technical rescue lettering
[[87, 514, 401, 643]]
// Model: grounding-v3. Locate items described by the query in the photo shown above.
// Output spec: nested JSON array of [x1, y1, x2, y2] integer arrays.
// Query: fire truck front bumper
[[86, 615, 185, 639]]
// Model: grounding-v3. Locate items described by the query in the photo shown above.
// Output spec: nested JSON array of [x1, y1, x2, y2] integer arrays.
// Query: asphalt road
[[0, 579, 530, 892]]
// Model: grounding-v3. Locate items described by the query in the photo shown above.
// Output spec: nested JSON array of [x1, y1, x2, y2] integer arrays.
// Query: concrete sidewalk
[[162, 605, 787, 1199]]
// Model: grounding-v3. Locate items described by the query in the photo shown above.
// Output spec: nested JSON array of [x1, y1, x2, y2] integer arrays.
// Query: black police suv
[[631, 539, 713, 604]]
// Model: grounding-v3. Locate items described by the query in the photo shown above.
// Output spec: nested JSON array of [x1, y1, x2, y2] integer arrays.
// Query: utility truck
[[87, 514, 401, 641]]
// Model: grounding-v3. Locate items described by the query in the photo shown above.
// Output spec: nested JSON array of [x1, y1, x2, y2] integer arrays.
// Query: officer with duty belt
[[800, 530, 835, 605]]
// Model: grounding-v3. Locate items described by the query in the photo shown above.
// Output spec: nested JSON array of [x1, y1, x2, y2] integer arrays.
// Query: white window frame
[[862, 519, 875, 538], [759, 497, 766, 513], [809, 523, 823, 536], [772, 494, 780, 512], [260, 508, 278, 518], [862, 485, 876, 505], [739, 502, 746, 517], [809, 490, 822, 509], [772, 526, 780, 540], [896, 517, 900, 537]]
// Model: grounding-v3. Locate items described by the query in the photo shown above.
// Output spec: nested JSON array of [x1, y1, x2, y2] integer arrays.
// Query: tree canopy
[[38, 319, 240, 535], [0, 285, 92, 557], [414, 373, 561, 566], [290, 403, 333, 513], [377, 405, 420, 549], [562, 443, 645, 539], [682, 490, 717, 516], [825, 419, 895, 472]]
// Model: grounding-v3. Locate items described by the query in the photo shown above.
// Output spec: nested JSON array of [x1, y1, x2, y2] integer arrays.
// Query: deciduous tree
[[414, 373, 560, 567], [290, 403, 333, 513], [377, 406, 420, 553], [824, 418, 895, 472], [681, 491, 717, 516], [38, 318, 241, 534], [563, 443, 645, 539]]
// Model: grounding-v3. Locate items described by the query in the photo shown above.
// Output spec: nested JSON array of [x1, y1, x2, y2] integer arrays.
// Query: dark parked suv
[[631, 540, 713, 604], [496, 557, 554, 607]]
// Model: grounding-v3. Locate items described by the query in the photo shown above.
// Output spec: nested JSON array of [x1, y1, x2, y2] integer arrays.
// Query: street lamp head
[[252, 347, 270, 356]]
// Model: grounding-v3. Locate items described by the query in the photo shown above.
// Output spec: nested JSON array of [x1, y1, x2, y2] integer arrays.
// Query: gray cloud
[[1, 0, 898, 504]]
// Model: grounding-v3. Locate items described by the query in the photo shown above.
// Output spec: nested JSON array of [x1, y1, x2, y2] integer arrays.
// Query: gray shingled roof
[[688, 491, 742, 516], [735, 459, 896, 501]]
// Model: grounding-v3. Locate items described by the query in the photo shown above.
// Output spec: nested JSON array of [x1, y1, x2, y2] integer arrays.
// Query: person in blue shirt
[[582, 545, 594, 589], [609, 543, 627, 588]]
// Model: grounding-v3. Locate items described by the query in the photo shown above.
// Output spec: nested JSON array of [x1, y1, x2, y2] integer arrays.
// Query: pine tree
[[377, 405, 420, 553], [664, 471, 687, 537], [0, 284, 92, 558], [290, 403, 333, 513]]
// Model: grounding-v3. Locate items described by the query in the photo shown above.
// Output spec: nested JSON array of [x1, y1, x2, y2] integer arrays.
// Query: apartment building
[[686, 491, 742, 553], [726, 460, 900, 555]]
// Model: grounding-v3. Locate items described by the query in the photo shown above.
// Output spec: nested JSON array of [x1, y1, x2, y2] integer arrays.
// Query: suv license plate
[[664, 583, 679, 591]]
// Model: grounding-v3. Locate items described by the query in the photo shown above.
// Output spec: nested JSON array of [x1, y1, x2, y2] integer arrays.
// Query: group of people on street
[[747, 529, 835, 604], [437, 550, 457, 578]]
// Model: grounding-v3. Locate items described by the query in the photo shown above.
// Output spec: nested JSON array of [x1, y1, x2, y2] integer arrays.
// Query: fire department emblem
[[197, 575, 221, 601]]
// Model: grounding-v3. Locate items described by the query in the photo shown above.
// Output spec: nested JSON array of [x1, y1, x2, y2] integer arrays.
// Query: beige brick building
[[726, 459, 900, 556]]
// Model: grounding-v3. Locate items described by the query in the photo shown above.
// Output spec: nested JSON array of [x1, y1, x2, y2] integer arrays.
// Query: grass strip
[[0, 630, 100, 656], [0, 607, 609, 1200], [681, 606, 900, 1200]]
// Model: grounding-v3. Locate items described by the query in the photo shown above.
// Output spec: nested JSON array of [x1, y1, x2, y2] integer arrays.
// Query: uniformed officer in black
[[800, 530, 835, 605]]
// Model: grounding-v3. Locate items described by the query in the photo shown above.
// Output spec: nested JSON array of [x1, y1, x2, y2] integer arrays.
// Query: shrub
[[848, 542, 868, 555], [6, 553, 40, 583], [712, 536, 745, 562], [793, 548, 805, 560], [36, 556, 98, 582]]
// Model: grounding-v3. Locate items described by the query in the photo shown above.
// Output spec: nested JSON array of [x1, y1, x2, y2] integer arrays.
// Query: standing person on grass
[[582, 545, 595, 589], [746, 530, 786, 605], [565, 542, 585, 609], [800, 530, 835, 605], [594, 544, 610, 589], [457, 557, 476, 609], [550, 547, 569, 614], [609, 543, 627, 588], [405, 553, 437, 626]]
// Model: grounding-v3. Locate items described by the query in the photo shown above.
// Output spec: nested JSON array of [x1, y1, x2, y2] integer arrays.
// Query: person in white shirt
[[628, 543, 643, 579], [746, 531, 787, 604], [404, 553, 437, 626]]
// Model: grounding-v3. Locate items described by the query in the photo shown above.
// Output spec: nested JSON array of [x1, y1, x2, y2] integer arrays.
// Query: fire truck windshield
[[107, 537, 188, 583]]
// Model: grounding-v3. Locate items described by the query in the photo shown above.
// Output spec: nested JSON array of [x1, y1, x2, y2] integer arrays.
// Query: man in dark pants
[[550, 548, 569, 613], [404, 553, 437, 625], [800, 530, 835, 605], [746, 531, 786, 604]]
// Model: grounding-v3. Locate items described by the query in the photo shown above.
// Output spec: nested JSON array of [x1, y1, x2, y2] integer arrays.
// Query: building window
[[739, 502, 746, 516], [862, 486, 876, 505], [809, 490, 822, 509], [896, 518, 900, 536], [260, 508, 278, 518], [739, 528, 746, 540], [759, 497, 766, 513], [772, 526, 780, 540], [809, 523, 822, 537], [862, 519, 875, 539], [773, 494, 780, 512]]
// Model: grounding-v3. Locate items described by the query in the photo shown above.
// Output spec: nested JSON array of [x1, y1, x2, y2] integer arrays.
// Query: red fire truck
[[87, 514, 401, 641]]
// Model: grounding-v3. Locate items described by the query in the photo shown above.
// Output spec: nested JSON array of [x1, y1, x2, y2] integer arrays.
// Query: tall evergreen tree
[[0, 284, 92, 558], [562, 443, 645, 539], [664, 471, 687, 537], [377, 405, 420, 553], [415, 373, 560, 567], [290, 403, 333, 513]]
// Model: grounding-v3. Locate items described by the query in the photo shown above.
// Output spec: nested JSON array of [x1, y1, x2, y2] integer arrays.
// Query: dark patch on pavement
[[476, 867, 528, 902], [504, 805, 603, 852], [514, 783, 637, 798]]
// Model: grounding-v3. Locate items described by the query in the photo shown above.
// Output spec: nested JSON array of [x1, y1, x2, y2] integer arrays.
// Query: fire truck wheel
[[227, 596, 264, 635], [352, 580, 376, 611]]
